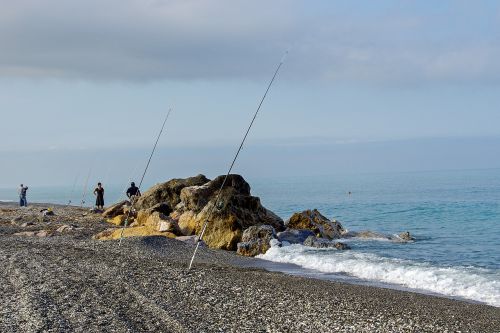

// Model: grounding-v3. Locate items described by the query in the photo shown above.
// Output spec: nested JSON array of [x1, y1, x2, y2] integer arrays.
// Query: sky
[[1, 0, 500, 187]]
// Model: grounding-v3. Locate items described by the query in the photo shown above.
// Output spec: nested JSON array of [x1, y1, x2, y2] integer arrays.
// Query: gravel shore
[[1, 203, 499, 332]]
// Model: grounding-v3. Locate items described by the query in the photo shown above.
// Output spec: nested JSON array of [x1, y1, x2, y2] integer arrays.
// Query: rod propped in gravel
[[188, 51, 288, 270], [118, 107, 173, 246], [80, 168, 92, 207]]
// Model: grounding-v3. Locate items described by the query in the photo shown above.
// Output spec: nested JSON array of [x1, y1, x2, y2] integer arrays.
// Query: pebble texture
[[1, 202, 499, 333]]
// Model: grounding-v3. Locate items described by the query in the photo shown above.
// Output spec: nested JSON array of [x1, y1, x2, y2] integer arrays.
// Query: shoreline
[[1, 201, 497, 308], [1, 203, 499, 331]]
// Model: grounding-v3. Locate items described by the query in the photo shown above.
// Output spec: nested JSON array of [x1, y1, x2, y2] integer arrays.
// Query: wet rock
[[102, 200, 129, 218], [277, 229, 315, 244], [303, 236, 351, 250], [286, 209, 345, 239], [342, 230, 386, 239], [398, 231, 415, 241], [236, 225, 278, 257]]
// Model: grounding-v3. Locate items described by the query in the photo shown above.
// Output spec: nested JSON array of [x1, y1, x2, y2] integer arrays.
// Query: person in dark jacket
[[93, 182, 105, 210], [126, 182, 141, 201]]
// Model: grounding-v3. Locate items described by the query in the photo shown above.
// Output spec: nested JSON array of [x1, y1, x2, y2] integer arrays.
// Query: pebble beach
[[1, 202, 499, 332]]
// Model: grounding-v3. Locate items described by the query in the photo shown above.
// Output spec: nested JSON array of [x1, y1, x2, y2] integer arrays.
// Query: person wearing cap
[[126, 182, 141, 201]]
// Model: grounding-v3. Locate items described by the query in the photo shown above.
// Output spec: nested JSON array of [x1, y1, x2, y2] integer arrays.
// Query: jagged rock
[[171, 174, 284, 250], [398, 231, 415, 241], [277, 229, 315, 244], [93, 227, 176, 240], [107, 214, 127, 226], [134, 174, 210, 212], [303, 236, 350, 250], [102, 200, 129, 218], [136, 203, 171, 225], [236, 225, 278, 257], [286, 209, 345, 239]]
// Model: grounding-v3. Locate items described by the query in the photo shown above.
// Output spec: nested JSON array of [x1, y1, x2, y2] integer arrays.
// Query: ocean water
[[1, 168, 499, 306]]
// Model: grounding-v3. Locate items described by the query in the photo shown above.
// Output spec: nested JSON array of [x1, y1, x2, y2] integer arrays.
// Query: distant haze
[[1, 1, 500, 186]]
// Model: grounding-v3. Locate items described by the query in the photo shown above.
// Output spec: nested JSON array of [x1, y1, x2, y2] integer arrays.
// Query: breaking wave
[[258, 244, 500, 307]]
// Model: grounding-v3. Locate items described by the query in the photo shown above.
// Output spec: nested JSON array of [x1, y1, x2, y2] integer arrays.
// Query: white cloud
[[1, 0, 500, 84]]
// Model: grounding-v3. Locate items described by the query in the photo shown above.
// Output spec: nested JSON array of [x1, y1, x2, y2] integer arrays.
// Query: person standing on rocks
[[126, 182, 141, 202], [93, 182, 105, 210], [18, 184, 28, 207]]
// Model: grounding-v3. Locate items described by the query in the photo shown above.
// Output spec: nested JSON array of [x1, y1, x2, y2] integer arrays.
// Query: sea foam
[[258, 244, 500, 307]]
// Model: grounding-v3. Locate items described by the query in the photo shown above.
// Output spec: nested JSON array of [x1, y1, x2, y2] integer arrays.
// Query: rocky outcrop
[[286, 209, 345, 239], [236, 225, 278, 257], [133, 174, 210, 212], [303, 236, 350, 250], [277, 229, 315, 244], [171, 175, 285, 250], [102, 200, 129, 218]]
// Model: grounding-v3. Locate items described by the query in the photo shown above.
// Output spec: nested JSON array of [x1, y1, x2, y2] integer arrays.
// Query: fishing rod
[[80, 168, 92, 207], [66, 173, 80, 206], [118, 107, 173, 246], [188, 51, 288, 270]]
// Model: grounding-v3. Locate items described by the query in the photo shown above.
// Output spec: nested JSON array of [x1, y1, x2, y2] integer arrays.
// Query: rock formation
[[285, 209, 345, 239], [170, 174, 284, 250], [97, 174, 284, 248], [236, 225, 278, 257]]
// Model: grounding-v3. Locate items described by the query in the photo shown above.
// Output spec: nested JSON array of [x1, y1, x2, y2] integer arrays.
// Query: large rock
[[236, 225, 278, 257], [303, 236, 350, 250], [102, 200, 129, 218], [286, 209, 345, 239], [171, 175, 285, 250], [134, 174, 210, 212], [277, 229, 315, 244]]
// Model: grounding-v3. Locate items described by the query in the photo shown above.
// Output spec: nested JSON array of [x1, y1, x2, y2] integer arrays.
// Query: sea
[[1, 168, 499, 307]]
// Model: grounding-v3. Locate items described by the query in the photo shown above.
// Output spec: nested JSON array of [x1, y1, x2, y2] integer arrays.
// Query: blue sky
[[1, 0, 500, 186]]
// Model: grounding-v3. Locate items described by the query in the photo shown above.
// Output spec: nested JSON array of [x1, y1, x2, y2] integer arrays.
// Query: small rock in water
[[398, 231, 415, 241], [303, 236, 351, 250]]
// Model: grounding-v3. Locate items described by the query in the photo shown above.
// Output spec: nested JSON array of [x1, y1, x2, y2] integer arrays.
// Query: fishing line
[[188, 51, 288, 270], [118, 107, 173, 245]]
